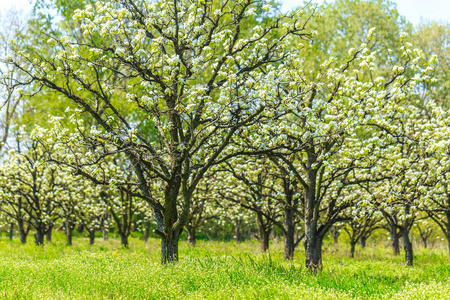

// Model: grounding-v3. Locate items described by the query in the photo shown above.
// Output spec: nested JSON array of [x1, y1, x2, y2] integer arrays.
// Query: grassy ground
[[0, 233, 449, 299]]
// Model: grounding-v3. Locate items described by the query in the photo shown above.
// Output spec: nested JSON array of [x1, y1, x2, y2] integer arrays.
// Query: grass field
[[0, 234, 449, 299]]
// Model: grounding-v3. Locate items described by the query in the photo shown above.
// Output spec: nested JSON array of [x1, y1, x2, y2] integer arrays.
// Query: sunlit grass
[[0, 233, 449, 299]]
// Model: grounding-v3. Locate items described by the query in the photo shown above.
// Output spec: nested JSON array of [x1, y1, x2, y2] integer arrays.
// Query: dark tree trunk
[[272, 227, 279, 243], [76, 223, 84, 234], [34, 228, 44, 246], [120, 233, 129, 248], [45, 224, 53, 243], [283, 208, 296, 260], [360, 236, 367, 248], [421, 237, 428, 249], [18, 219, 27, 244], [9, 223, 14, 240], [284, 233, 295, 260], [304, 166, 323, 274], [305, 234, 323, 274], [333, 226, 340, 245], [402, 227, 413, 266], [89, 230, 95, 245], [161, 233, 180, 264], [187, 227, 197, 247], [350, 242, 356, 258], [446, 224, 450, 257], [447, 236, 450, 259], [261, 228, 270, 252], [390, 225, 400, 256], [65, 220, 74, 246], [257, 215, 270, 252], [142, 221, 150, 242], [235, 219, 241, 244]]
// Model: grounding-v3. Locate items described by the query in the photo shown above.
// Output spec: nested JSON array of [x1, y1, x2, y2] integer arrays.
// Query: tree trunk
[[257, 216, 270, 252], [447, 236, 450, 259], [65, 220, 74, 246], [272, 227, 279, 243], [89, 230, 95, 245], [283, 207, 295, 260], [446, 222, 450, 259], [261, 229, 270, 252], [102, 229, 108, 241], [390, 225, 400, 256], [142, 221, 150, 242], [305, 234, 323, 274], [421, 237, 428, 249], [445, 213, 450, 259], [333, 226, 340, 245], [187, 227, 197, 247], [284, 233, 295, 260], [76, 223, 84, 234], [45, 224, 53, 243], [9, 223, 14, 240], [161, 233, 180, 264], [350, 242, 356, 258], [120, 233, 129, 248], [235, 219, 241, 244], [402, 227, 413, 266], [360, 236, 367, 248], [18, 220, 27, 244], [34, 228, 44, 245]]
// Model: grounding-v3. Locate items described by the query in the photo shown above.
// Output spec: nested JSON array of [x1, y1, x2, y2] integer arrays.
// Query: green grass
[[0, 234, 449, 299]]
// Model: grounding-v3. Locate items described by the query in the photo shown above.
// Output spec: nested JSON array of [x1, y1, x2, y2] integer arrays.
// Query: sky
[[0, 0, 449, 25]]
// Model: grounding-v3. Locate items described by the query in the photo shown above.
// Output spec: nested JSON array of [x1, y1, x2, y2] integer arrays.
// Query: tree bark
[[421, 237, 428, 249], [161, 233, 180, 263], [447, 236, 450, 259], [257, 215, 270, 252], [390, 225, 400, 256], [8, 223, 14, 240], [45, 224, 53, 243], [18, 219, 27, 244], [34, 228, 44, 245], [261, 228, 270, 252], [65, 220, 74, 246], [446, 222, 450, 258], [360, 236, 367, 248], [305, 234, 323, 274], [120, 233, 129, 248], [284, 232, 295, 260], [102, 229, 108, 241], [283, 207, 296, 260], [235, 219, 241, 244], [333, 226, 340, 245], [89, 230, 95, 245], [186, 227, 197, 247], [76, 223, 84, 234], [142, 221, 150, 242], [402, 227, 413, 266], [350, 242, 356, 258]]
